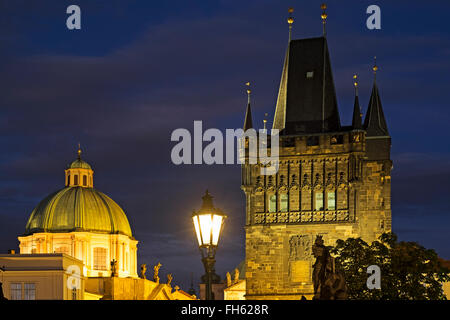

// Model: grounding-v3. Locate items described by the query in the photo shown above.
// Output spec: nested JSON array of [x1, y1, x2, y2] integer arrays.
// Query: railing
[[253, 210, 351, 224]]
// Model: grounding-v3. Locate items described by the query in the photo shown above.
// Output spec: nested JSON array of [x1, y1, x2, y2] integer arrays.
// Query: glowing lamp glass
[[192, 213, 224, 247]]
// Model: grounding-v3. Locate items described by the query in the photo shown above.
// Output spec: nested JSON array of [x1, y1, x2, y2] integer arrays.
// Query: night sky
[[1, 0, 450, 292]]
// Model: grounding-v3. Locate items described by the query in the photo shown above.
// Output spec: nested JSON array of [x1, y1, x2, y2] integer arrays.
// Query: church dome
[[25, 187, 133, 237], [24, 148, 133, 238]]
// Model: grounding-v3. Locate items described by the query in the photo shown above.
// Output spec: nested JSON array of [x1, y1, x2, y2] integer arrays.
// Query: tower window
[[331, 135, 343, 145], [67, 175, 70, 186], [72, 288, 77, 300], [315, 193, 324, 211], [83, 175, 87, 186], [306, 71, 314, 78], [93, 247, 107, 271], [280, 194, 288, 212], [269, 195, 276, 212], [74, 175, 79, 186], [307, 136, 319, 146], [327, 192, 336, 210]]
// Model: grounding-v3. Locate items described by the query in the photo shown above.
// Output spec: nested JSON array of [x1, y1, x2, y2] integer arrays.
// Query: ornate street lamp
[[192, 190, 226, 300]]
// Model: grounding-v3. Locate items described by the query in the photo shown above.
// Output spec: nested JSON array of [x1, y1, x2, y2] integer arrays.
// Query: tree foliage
[[330, 232, 450, 300]]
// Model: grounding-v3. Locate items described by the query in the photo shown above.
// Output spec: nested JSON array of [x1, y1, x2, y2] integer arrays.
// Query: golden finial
[[263, 113, 268, 130], [321, 3, 327, 36], [77, 143, 82, 159], [287, 8, 294, 42], [373, 56, 378, 81], [246, 82, 251, 104], [373, 56, 378, 73], [353, 74, 359, 96]]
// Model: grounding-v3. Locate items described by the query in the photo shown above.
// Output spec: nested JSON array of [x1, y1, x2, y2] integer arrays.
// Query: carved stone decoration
[[325, 173, 335, 190], [278, 212, 288, 223], [266, 213, 277, 223], [110, 259, 118, 277], [325, 211, 336, 221], [312, 235, 348, 300], [234, 268, 240, 283], [267, 176, 274, 188], [302, 174, 311, 190], [336, 211, 349, 221], [140, 264, 147, 279], [338, 172, 347, 189], [289, 212, 300, 223], [289, 235, 312, 261], [254, 213, 265, 224], [313, 173, 322, 190], [167, 273, 173, 286], [301, 212, 312, 222], [153, 262, 162, 283], [313, 211, 324, 222], [226, 272, 232, 287], [279, 175, 286, 187], [290, 174, 298, 187]]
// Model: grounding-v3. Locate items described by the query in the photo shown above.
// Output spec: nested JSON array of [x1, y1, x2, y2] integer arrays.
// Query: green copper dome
[[68, 159, 92, 170], [25, 187, 133, 237]]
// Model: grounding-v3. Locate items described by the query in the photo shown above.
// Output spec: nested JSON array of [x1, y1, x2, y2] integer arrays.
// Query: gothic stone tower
[[241, 36, 392, 299]]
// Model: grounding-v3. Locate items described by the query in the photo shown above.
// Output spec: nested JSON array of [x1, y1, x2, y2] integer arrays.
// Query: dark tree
[[330, 233, 450, 300]]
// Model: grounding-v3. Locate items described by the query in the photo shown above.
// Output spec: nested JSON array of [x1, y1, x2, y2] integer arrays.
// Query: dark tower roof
[[352, 94, 362, 129], [364, 82, 389, 136], [272, 37, 341, 135], [243, 101, 253, 131]]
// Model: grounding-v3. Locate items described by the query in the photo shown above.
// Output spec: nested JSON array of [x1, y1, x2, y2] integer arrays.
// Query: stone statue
[[110, 259, 118, 277], [311, 235, 348, 300], [153, 262, 162, 283], [0, 282, 7, 300], [234, 268, 240, 283], [226, 272, 231, 287], [140, 264, 147, 279], [167, 273, 173, 286]]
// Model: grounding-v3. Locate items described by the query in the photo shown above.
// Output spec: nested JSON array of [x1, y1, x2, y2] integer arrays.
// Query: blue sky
[[0, 0, 450, 291]]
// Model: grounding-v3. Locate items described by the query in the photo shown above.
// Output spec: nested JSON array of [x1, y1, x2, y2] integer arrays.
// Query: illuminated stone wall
[[242, 131, 392, 299]]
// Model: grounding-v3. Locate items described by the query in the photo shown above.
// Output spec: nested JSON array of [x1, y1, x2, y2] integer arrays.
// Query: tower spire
[[352, 74, 362, 129], [364, 58, 389, 136], [321, 3, 327, 37], [243, 82, 253, 131], [287, 7, 294, 42], [77, 143, 82, 159]]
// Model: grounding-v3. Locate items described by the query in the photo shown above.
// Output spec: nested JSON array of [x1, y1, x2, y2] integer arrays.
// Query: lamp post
[[192, 190, 226, 300]]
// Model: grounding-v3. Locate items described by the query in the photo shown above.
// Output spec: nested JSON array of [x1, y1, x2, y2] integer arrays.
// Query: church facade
[[241, 35, 392, 299]]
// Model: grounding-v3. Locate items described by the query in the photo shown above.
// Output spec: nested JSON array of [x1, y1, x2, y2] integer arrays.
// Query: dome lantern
[[65, 145, 94, 188]]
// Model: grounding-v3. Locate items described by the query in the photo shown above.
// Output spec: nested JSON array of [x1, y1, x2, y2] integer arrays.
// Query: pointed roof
[[364, 82, 389, 136], [352, 94, 362, 130], [352, 95, 362, 129], [272, 37, 341, 134], [243, 101, 253, 131]]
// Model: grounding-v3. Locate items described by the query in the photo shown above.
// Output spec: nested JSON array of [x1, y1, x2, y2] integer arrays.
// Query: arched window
[[280, 194, 288, 212], [83, 175, 87, 186], [67, 174, 70, 186], [74, 175, 79, 186], [93, 247, 107, 270], [315, 192, 324, 211], [327, 192, 336, 210], [269, 195, 277, 212]]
